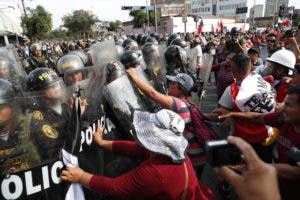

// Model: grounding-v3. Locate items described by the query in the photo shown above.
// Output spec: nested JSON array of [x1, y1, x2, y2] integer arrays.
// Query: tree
[[62, 10, 98, 38], [130, 10, 148, 28], [108, 20, 122, 32], [129, 10, 160, 28], [21, 5, 52, 40]]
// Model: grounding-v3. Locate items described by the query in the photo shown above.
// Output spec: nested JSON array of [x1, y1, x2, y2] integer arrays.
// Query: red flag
[[220, 20, 224, 33]]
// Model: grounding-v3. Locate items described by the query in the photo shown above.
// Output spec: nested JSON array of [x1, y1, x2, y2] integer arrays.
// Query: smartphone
[[205, 139, 242, 167]]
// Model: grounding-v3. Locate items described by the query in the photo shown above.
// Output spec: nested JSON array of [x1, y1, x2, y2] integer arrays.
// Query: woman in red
[[61, 109, 215, 200]]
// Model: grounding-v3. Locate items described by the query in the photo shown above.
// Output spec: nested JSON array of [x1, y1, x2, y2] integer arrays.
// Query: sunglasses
[[267, 40, 276, 43]]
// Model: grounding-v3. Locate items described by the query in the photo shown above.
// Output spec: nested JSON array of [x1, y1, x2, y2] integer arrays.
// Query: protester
[[127, 68, 207, 176], [218, 85, 300, 199], [213, 53, 276, 162], [61, 109, 216, 200]]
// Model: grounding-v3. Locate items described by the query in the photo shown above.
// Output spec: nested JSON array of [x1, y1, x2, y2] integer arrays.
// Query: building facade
[[264, 0, 289, 17], [191, 0, 252, 22], [250, 4, 264, 18]]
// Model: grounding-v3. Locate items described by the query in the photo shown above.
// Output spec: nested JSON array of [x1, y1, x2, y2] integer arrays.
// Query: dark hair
[[231, 53, 251, 75], [287, 85, 300, 103]]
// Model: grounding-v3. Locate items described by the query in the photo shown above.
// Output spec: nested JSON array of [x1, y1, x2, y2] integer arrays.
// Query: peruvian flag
[[195, 19, 204, 35]]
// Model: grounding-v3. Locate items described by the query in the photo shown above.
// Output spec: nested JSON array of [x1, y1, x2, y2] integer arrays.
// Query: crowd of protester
[[1, 23, 300, 200]]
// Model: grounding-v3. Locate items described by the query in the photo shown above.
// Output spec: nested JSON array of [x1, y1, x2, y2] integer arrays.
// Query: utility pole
[[146, 0, 150, 34], [154, 0, 157, 33]]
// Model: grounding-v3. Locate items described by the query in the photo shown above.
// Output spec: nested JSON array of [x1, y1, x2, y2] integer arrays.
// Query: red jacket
[[89, 141, 215, 200]]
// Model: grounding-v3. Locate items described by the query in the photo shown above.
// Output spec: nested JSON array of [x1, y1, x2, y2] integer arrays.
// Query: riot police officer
[[0, 78, 38, 174], [27, 68, 69, 161], [164, 45, 189, 75], [27, 43, 49, 71], [56, 54, 86, 87]]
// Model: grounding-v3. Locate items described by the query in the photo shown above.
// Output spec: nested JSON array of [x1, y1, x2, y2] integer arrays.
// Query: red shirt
[[89, 141, 215, 200], [264, 112, 300, 163]]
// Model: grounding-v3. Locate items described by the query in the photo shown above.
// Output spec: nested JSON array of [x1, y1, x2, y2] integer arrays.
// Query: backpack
[[181, 97, 217, 145]]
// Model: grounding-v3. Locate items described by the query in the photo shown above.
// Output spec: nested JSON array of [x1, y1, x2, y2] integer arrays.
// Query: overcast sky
[[21, 0, 300, 28]]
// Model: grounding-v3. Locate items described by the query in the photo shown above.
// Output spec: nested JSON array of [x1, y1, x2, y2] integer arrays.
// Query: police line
[[1, 115, 116, 199]]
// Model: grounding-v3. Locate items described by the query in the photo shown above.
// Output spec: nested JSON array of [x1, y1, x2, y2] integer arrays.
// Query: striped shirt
[[172, 97, 205, 167]]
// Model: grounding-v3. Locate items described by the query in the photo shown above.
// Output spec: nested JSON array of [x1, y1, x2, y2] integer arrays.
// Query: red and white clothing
[[89, 141, 216, 200], [219, 74, 276, 143]]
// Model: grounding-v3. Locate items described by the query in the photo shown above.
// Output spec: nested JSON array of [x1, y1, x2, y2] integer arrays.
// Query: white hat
[[266, 48, 296, 70], [133, 109, 188, 163]]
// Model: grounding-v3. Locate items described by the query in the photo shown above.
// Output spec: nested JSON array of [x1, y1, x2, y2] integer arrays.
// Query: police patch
[[32, 111, 44, 120], [42, 125, 58, 139]]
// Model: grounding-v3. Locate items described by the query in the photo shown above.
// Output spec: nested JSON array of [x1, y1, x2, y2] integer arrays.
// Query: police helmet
[[120, 50, 141, 69], [230, 27, 239, 37], [167, 33, 181, 46], [0, 78, 16, 105], [122, 38, 134, 49], [164, 45, 188, 67], [142, 42, 160, 65], [31, 43, 42, 51], [170, 38, 188, 48], [140, 35, 148, 46], [123, 40, 139, 51], [145, 37, 158, 45], [27, 68, 60, 92], [136, 34, 144, 44], [56, 54, 85, 76], [68, 50, 89, 65], [106, 61, 125, 83]]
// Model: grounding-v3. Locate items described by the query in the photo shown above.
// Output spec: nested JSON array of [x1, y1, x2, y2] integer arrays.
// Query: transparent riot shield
[[103, 62, 157, 139], [89, 40, 118, 69], [0, 85, 68, 200], [0, 45, 28, 93], [82, 62, 139, 183], [198, 53, 214, 106], [142, 43, 167, 94]]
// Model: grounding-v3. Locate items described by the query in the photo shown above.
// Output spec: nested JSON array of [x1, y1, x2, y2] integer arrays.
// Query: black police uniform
[[30, 104, 69, 161]]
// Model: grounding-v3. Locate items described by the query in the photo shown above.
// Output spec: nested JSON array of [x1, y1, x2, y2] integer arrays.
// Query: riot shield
[[103, 62, 157, 139], [89, 40, 118, 69], [142, 43, 167, 94], [198, 53, 214, 106], [79, 62, 139, 185], [0, 45, 28, 93], [0, 85, 68, 200]]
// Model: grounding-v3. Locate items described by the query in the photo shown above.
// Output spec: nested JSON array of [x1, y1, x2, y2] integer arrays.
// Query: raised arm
[[126, 67, 173, 109]]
